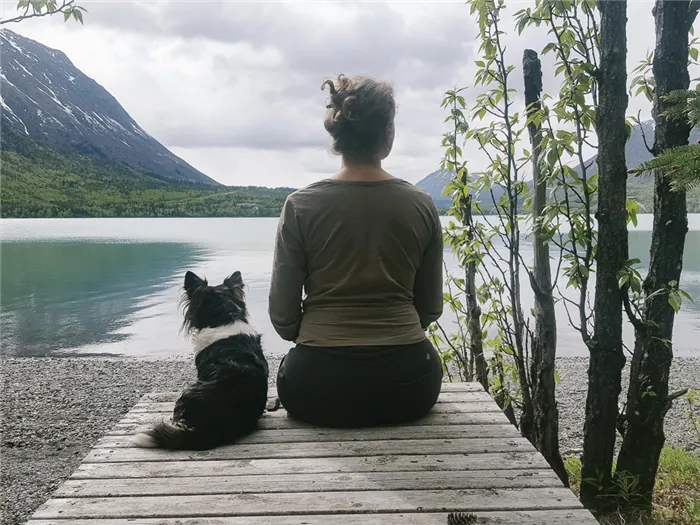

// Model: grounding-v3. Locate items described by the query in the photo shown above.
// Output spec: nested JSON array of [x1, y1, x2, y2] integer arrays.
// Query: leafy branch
[[0, 0, 86, 25]]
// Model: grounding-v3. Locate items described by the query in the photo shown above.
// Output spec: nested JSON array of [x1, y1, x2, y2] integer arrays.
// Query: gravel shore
[[1, 356, 698, 525]]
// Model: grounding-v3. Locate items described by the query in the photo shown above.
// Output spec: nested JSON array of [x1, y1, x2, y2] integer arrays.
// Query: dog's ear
[[224, 271, 244, 289], [184, 271, 206, 295]]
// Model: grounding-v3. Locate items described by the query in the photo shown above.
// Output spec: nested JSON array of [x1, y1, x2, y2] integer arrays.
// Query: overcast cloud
[[1, 0, 696, 188]]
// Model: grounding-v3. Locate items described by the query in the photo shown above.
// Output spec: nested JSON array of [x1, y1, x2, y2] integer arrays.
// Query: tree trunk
[[458, 193, 489, 393], [615, 0, 699, 510], [580, 0, 629, 510], [523, 49, 568, 488]]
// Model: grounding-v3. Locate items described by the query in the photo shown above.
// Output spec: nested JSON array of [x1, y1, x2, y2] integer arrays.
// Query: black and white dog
[[132, 270, 270, 450]]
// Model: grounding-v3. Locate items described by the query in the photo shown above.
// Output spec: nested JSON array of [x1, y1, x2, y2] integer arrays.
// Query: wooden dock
[[28, 382, 598, 524]]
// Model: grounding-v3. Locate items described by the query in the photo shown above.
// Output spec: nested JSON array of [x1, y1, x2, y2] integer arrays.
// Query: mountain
[[417, 122, 700, 213], [417, 169, 532, 212], [572, 120, 700, 181], [0, 29, 216, 185]]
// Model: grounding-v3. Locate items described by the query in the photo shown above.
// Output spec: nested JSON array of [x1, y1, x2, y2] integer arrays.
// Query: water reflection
[[630, 229, 700, 315], [1, 242, 206, 357], [1, 217, 698, 358]]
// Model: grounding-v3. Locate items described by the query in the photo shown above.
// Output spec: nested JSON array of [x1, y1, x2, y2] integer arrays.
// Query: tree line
[[0, 129, 291, 218]]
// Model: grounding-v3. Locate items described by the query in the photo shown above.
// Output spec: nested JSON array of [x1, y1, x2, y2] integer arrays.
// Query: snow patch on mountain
[[0, 29, 216, 185]]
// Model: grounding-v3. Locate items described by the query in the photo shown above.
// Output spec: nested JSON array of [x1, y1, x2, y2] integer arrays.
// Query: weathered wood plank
[[56, 469, 563, 497], [98, 424, 522, 445], [27, 508, 599, 525], [137, 382, 487, 404], [127, 401, 503, 416], [33, 488, 584, 519], [114, 410, 511, 430], [71, 452, 551, 479], [133, 391, 491, 409], [28, 382, 599, 525], [85, 437, 533, 463]]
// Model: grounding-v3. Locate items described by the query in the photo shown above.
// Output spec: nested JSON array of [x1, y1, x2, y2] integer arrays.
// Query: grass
[[565, 446, 700, 524]]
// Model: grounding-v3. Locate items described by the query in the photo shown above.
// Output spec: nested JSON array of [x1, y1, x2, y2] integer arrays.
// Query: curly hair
[[321, 74, 396, 160]]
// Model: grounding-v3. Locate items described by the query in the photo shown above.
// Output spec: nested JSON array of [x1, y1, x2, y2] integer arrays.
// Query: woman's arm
[[268, 196, 306, 341], [413, 204, 444, 330]]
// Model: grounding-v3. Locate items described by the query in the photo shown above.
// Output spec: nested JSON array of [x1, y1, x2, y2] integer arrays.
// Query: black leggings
[[276, 338, 443, 427]]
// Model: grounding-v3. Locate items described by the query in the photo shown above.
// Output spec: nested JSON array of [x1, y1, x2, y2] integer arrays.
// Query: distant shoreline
[[4, 211, 700, 220]]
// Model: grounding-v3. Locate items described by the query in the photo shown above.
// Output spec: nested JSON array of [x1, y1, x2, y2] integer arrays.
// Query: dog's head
[[181, 270, 248, 333]]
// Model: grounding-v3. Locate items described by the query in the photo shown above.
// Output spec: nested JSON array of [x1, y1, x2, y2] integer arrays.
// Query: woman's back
[[269, 177, 443, 347], [269, 73, 444, 428]]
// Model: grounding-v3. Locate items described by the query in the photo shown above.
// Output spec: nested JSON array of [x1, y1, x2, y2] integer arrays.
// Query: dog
[[132, 270, 271, 450]]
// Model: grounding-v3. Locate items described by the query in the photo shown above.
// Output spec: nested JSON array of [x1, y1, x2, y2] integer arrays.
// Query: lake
[[2, 215, 699, 358]]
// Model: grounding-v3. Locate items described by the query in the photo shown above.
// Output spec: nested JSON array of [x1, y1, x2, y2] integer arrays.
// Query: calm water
[[2, 216, 699, 358]]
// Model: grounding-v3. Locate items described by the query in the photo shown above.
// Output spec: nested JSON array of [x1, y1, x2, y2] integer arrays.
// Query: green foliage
[[0, 0, 86, 25], [630, 52, 655, 103], [684, 390, 700, 442], [565, 448, 700, 525], [631, 143, 700, 192], [437, 0, 536, 423], [629, 90, 700, 191], [0, 132, 291, 218], [515, 0, 601, 345]]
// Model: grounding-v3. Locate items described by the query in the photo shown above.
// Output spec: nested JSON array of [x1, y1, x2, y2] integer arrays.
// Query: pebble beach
[[1, 356, 698, 525]]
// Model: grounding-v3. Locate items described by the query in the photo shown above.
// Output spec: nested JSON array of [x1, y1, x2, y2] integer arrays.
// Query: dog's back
[[133, 271, 270, 451]]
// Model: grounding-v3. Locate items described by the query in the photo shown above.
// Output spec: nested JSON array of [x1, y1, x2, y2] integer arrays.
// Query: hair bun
[[320, 74, 396, 159]]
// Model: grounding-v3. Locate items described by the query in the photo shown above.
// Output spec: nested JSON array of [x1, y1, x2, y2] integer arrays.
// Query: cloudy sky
[[1, 0, 695, 188]]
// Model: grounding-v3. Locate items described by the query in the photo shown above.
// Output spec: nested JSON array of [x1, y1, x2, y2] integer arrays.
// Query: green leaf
[[668, 291, 682, 313], [626, 199, 639, 227], [618, 274, 630, 289], [679, 289, 694, 303]]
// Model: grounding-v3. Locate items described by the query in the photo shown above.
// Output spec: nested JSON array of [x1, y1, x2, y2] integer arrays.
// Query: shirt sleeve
[[268, 196, 306, 342], [413, 203, 444, 330]]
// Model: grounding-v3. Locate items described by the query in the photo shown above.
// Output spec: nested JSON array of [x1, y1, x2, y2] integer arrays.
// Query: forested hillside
[[0, 130, 292, 218]]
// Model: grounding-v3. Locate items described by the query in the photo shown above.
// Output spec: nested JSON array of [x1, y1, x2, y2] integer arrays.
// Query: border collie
[[132, 270, 270, 450]]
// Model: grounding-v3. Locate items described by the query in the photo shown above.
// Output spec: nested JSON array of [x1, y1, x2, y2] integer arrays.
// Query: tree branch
[[0, 0, 79, 25], [622, 289, 646, 331], [668, 389, 689, 404], [637, 110, 655, 155]]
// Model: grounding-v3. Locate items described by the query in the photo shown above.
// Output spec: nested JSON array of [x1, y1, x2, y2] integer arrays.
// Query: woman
[[268, 74, 444, 427]]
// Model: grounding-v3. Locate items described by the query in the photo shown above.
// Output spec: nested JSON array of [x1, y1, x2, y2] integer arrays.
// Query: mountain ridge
[[416, 121, 700, 212], [0, 28, 217, 185]]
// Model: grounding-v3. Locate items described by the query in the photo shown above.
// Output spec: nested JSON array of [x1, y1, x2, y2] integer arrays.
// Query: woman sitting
[[268, 74, 444, 428]]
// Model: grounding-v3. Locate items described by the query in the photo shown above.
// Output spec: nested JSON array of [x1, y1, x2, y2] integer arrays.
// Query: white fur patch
[[132, 432, 157, 448], [192, 321, 259, 355]]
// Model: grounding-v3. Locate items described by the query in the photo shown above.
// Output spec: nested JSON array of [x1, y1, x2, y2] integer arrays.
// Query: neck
[[341, 154, 382, 169], [334, 159, 392, 182], [192, 320, 258, 355]]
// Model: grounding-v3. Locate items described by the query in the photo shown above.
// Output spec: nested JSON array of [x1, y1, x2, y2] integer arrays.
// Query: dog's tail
[[132, 419, 222, 451], [131, 378, 227, 450], [131, 376, 262, 451]]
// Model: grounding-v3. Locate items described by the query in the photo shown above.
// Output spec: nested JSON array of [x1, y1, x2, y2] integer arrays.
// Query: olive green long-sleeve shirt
[[268, 177, 443, 347]]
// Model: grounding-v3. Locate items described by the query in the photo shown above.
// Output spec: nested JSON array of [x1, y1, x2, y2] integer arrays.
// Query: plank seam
[[82, 452, 537, 464], [51, 484, 567, 498], [69, 466, 555, 480], [32, 505, 587, 520]]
